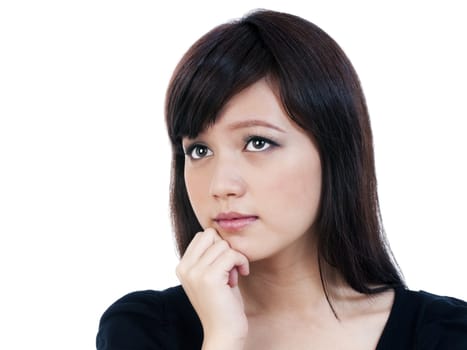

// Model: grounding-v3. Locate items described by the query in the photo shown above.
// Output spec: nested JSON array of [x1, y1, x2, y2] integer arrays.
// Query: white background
[[0, 1, 466, 349]]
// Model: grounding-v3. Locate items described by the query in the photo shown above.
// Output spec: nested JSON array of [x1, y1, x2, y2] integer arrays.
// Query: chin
[[224, 236, 272, 262], [222, 235, 252, 259]]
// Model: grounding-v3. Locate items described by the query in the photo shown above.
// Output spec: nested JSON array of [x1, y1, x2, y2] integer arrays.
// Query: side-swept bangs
[[166, 21, 275, 152]]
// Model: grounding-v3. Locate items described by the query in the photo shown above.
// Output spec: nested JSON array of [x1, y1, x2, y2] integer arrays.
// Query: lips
[[214, 212, 258, 232]]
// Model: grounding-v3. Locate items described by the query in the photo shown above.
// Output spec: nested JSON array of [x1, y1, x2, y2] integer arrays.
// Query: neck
[[238, 235, 340, 318]]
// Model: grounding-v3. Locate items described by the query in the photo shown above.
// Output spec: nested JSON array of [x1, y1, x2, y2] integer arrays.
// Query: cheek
[[184, 170, 210, 227], [259, 156, 322, 227]]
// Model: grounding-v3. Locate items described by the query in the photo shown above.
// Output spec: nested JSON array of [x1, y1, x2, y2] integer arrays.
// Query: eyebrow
[[226, 119, 285, 133]]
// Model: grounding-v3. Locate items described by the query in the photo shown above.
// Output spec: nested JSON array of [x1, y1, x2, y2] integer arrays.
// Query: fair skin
[[176, 78, 394, 350]]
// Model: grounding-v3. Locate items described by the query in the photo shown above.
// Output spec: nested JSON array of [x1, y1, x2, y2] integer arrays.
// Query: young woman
[[96, 9, 467, 349]]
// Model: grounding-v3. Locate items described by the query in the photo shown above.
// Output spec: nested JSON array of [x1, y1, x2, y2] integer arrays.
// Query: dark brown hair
[[165, 9, 404, 296]]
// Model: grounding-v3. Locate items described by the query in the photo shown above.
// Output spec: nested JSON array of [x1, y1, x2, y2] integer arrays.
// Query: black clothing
[[96, 285, 467, 349]]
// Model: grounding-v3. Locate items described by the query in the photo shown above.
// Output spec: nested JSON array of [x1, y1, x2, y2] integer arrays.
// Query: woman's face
[[182, 79, 322, 262]]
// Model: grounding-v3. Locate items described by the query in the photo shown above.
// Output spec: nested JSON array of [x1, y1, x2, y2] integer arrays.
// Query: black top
[[96, 285, 467, 349]]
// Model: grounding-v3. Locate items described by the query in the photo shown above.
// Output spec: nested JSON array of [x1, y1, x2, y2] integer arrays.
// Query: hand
[[176, 228, 250, 347]]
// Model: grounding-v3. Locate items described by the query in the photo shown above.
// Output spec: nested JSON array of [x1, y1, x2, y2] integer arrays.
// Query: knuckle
[[189, 231, 203, 244], [204, 227, 216, 235], [226, 249, 238, 259], [204, 228, 220, 242], [203, 228, 215, 239], [217, 240, 229, 250]]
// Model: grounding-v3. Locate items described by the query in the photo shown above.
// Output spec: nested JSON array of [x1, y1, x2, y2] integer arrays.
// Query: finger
[[237, 261, 249, 276], [181, 228, 222, 265], [228, 267, 238, 287], [210, 249, 250, 282], [205, 227, 223, 243], [197, 239, 230, 267]]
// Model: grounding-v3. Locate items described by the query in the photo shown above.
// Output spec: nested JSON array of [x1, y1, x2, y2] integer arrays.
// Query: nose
[[208, 157, 246, 200]]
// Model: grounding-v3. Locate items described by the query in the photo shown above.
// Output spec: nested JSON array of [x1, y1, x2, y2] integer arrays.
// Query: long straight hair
[[165, 9, 404, 298]]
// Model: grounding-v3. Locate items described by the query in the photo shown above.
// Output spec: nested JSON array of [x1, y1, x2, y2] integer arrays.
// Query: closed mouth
[[214, 213, 258, 231]]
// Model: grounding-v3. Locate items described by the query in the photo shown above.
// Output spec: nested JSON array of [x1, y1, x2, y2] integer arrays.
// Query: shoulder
[[413, 290, 467, 349], [96, 285, 202, 350], [98, 285, 191, 325], [378, 287, 467, 350]]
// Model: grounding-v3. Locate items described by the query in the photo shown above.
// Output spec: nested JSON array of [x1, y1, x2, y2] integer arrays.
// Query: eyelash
[[184, 135, 279, 160], [243, 135, 279, 151]]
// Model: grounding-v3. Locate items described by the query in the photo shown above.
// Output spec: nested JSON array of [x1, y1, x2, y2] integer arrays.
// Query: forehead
[[208, 78, 291, 132]]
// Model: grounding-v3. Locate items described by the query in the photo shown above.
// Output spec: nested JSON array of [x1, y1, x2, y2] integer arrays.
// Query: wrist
[[202, 333, 246, 350]]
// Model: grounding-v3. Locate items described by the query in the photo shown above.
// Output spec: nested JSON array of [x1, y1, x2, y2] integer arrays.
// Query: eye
[[186, 144, 213, 160], [244, 136, 276, 152]]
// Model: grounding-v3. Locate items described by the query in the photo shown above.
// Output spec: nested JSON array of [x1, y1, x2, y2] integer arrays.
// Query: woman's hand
[[176, 228, 250, 349]]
